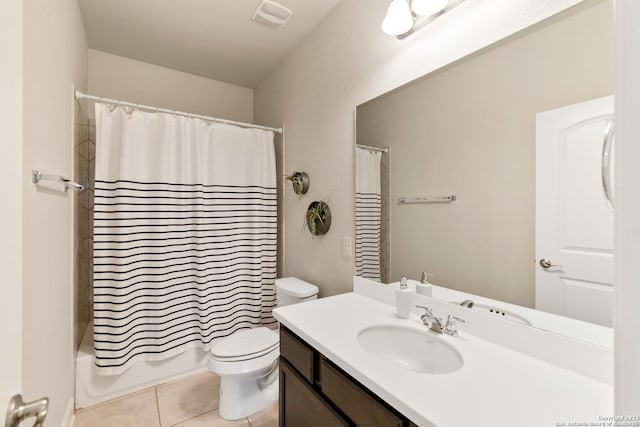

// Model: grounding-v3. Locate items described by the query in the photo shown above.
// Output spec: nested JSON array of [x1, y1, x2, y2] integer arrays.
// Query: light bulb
[[381, 0, 414, 36], [411, 0, 448, 16]]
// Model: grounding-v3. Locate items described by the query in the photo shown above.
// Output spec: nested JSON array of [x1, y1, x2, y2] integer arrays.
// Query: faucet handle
[[444, 315, 466, 336], [416, 305, 433, 316], [415, 305, 434, 326]]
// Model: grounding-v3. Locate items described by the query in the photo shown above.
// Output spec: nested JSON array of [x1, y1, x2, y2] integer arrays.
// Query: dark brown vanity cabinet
[[280, 359, 348, 427], [279, 326, 419, 427]]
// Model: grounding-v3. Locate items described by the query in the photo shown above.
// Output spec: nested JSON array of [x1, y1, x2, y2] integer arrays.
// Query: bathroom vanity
[[273, 290, 612, 427], [279, 326, 417, 427]]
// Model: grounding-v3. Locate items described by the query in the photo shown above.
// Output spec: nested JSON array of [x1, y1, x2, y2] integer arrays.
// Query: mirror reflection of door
[[535, 96, 614, 327]]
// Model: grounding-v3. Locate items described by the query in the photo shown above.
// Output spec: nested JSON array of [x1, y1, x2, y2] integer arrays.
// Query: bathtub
[[75, 322, 208, 409]]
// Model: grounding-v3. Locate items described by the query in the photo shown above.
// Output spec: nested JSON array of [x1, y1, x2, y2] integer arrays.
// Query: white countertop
[[273, 292, 613, 427]]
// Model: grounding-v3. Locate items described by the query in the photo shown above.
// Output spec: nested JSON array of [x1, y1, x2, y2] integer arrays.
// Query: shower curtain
[[92, 104, 277, 375], [355, 147, 382, 282]]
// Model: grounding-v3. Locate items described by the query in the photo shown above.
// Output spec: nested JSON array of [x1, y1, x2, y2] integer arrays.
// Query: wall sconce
[[381, 0, 465, 39]]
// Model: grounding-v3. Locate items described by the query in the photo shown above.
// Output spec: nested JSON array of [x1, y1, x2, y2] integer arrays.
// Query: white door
[[535, 96, 614, 327], [0, 0, 24, 419]]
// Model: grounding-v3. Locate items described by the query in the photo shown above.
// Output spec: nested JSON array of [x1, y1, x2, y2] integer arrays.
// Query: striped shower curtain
[[355, 147, 382, 281], [92, 104, 277, 375]]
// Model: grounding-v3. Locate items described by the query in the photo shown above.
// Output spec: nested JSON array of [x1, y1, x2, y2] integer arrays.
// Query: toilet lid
[[210, 327, 278, 359], [275, 277, 319, 298]]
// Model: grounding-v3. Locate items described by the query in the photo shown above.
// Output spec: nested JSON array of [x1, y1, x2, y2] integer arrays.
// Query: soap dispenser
[[395, 277, 412, 319], [415, 272, 434, 297]]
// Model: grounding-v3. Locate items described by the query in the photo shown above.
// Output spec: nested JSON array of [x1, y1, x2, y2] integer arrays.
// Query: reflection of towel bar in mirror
[[32, 170, 85, 192], [356, 144, 388, 153], [398, 195, 457, 204]]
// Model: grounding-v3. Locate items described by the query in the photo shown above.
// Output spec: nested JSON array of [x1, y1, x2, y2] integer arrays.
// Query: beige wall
[[22, 0, 88, 424], [88, 50, 253, 122], [254, 0, 586, 297], [356, 0, 613, 307]]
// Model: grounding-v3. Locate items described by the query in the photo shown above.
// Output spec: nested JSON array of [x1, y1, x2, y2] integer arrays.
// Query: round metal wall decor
[[305, 201, 331, 236], [286, 171, 309, 195]]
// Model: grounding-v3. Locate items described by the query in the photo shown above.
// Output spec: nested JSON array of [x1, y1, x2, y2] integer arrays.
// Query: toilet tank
[[275, 277, 319, 307]]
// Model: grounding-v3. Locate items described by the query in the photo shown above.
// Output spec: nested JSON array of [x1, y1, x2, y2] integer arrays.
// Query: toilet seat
[[208, 327, 280, 376], [210, 327, 279, 362]]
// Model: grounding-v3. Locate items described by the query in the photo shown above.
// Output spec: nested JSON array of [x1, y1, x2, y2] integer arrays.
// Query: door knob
[[539, 258, 562, 269], [5, 394, 48, 427]]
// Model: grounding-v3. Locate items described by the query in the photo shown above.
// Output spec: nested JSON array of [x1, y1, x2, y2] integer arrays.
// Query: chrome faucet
[[416, 306, 466, 336], [416, 305, 444, 333]]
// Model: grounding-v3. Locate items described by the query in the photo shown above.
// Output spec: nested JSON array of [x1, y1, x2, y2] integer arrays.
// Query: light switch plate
[[342, 236, 352, 257]]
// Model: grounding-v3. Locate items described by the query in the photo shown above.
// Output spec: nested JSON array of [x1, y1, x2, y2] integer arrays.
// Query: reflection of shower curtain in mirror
[[355, 147, 382, 281]]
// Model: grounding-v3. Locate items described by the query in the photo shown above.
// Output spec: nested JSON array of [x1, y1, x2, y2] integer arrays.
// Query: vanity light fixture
[[382, 0, 465, 39], [381, 0, 414, 36]]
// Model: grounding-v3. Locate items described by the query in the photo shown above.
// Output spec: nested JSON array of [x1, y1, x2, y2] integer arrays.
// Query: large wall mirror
[[354, 0, 614, 339]]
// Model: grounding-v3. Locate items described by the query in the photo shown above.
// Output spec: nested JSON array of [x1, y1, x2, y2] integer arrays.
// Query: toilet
[[207, 277, 319, 420]]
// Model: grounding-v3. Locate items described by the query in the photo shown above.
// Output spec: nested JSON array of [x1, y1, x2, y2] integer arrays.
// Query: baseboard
[[61, 397, 75, 427]]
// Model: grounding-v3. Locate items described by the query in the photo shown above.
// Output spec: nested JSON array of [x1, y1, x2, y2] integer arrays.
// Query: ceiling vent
[[252, 0, 292, 29]]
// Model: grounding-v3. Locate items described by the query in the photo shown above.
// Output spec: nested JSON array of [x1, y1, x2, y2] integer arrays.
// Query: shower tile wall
[[380, 152, 390, 284], [274, 134, 283, 278], [74, 118, 95, 349]]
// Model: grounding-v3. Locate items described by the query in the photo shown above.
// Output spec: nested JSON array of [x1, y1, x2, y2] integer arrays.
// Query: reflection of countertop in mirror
[[273, 292, 612, 427], [390, 280, 613, 349]]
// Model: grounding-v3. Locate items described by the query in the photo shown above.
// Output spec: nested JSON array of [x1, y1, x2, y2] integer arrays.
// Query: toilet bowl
[[207, 327, 280, 420], [208, 277, 319, 420]]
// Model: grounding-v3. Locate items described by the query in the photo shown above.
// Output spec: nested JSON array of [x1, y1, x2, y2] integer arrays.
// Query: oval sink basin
[[357, 325, 463, 374]]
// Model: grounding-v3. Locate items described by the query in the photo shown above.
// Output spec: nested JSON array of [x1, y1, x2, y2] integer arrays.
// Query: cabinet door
[[320, 358, 403, 427], [280, 359, 348, 427], [280, 327, 315, 382]]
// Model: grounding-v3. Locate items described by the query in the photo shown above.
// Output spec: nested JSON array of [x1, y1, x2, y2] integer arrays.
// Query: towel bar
[[32, 170, 85, 192], [398, 195, 456, 204]]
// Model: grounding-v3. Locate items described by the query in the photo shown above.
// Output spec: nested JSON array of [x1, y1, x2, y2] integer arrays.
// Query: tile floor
[[74, 371, 278, 427]]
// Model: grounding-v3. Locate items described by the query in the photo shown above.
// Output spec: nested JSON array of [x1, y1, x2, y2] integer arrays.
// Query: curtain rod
[[356, 144, 388, 153], [75, 90, 283, 134]]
